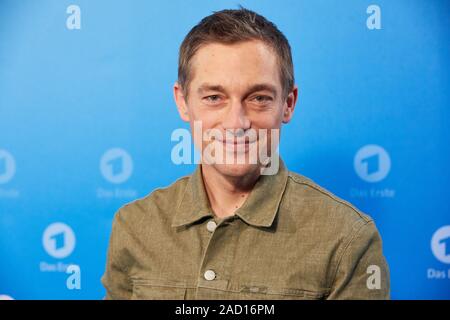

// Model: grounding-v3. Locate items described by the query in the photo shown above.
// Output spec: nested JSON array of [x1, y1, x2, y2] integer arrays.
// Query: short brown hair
[[178, 6, 295, 100]]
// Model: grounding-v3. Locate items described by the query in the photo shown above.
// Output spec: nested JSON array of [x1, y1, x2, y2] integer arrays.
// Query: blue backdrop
[[0, 0, 449, 299]]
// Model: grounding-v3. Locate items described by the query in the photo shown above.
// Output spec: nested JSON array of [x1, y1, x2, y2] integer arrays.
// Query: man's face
[[174, 40, 297, 178]]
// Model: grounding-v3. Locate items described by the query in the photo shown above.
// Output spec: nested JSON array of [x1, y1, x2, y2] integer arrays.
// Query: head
[[174, 7, 298, 178]]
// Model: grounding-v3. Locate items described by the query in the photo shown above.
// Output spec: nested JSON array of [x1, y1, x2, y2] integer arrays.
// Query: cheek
[[188, 111, 218, 150], [250, 107, 284, 129], [189, 112, 218, 132], [189, 105, 224, 134], [189, 101, 213, 120]]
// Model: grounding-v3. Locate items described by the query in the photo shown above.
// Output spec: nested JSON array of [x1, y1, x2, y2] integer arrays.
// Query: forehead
[[189, 40, 281, 92]]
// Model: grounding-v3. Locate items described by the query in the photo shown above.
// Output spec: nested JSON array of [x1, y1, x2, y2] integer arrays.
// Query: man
[[102, 7, 390, 300]]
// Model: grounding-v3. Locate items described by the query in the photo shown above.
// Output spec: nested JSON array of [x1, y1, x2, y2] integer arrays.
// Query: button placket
[[195, 217, 241, 299]]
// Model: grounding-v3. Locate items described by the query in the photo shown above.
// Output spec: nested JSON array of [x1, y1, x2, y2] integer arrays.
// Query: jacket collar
[[171, 157, 288, 228]]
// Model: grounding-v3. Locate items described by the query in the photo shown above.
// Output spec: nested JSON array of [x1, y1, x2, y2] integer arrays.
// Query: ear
[[282, 85, 298, 124], [173, 81, 190, 122]]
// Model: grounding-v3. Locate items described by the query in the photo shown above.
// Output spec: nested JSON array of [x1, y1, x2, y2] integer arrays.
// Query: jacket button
[[204, 269, 216, 281], [206, 220, 217, 232]]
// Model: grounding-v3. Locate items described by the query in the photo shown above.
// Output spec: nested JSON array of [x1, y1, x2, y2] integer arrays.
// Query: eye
[[203, 95, 222, 103], [251, 95, 273, 103]]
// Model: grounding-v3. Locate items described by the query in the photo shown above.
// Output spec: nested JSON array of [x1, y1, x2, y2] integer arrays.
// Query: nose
[[221, 99, 251, 133]]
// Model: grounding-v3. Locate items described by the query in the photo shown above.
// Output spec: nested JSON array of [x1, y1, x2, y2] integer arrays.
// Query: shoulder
[[112, 174, 191, 227], [284, 170, 374, 235]]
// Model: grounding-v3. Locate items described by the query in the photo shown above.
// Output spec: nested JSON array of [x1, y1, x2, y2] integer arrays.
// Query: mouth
[[216, 138, 258, 154], [217, 137, 258, 145]]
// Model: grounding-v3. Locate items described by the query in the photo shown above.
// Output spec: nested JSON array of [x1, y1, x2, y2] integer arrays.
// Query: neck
[[201, 165, 260, 219]]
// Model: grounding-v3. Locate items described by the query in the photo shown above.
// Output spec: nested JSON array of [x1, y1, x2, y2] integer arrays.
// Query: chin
[[212, 162, 260, 178]]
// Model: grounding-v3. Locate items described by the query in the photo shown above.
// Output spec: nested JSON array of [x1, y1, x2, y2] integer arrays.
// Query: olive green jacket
[[102, 159, 390, 299]]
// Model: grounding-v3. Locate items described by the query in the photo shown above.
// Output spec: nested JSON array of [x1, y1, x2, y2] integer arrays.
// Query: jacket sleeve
[[101, 210, 134, 300], [327, 220, 390, 299]]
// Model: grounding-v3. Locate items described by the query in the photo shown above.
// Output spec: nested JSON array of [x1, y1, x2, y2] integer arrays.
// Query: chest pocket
[[130, 278, 187, 300]]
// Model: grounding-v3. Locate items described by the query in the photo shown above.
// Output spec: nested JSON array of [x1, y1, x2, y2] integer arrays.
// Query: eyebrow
[[197, 83, 278, 98]]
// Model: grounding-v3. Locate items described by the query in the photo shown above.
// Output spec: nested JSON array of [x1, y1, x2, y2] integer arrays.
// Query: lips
[[215, 139, 257, 154], [217, 138, 257, 145]]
